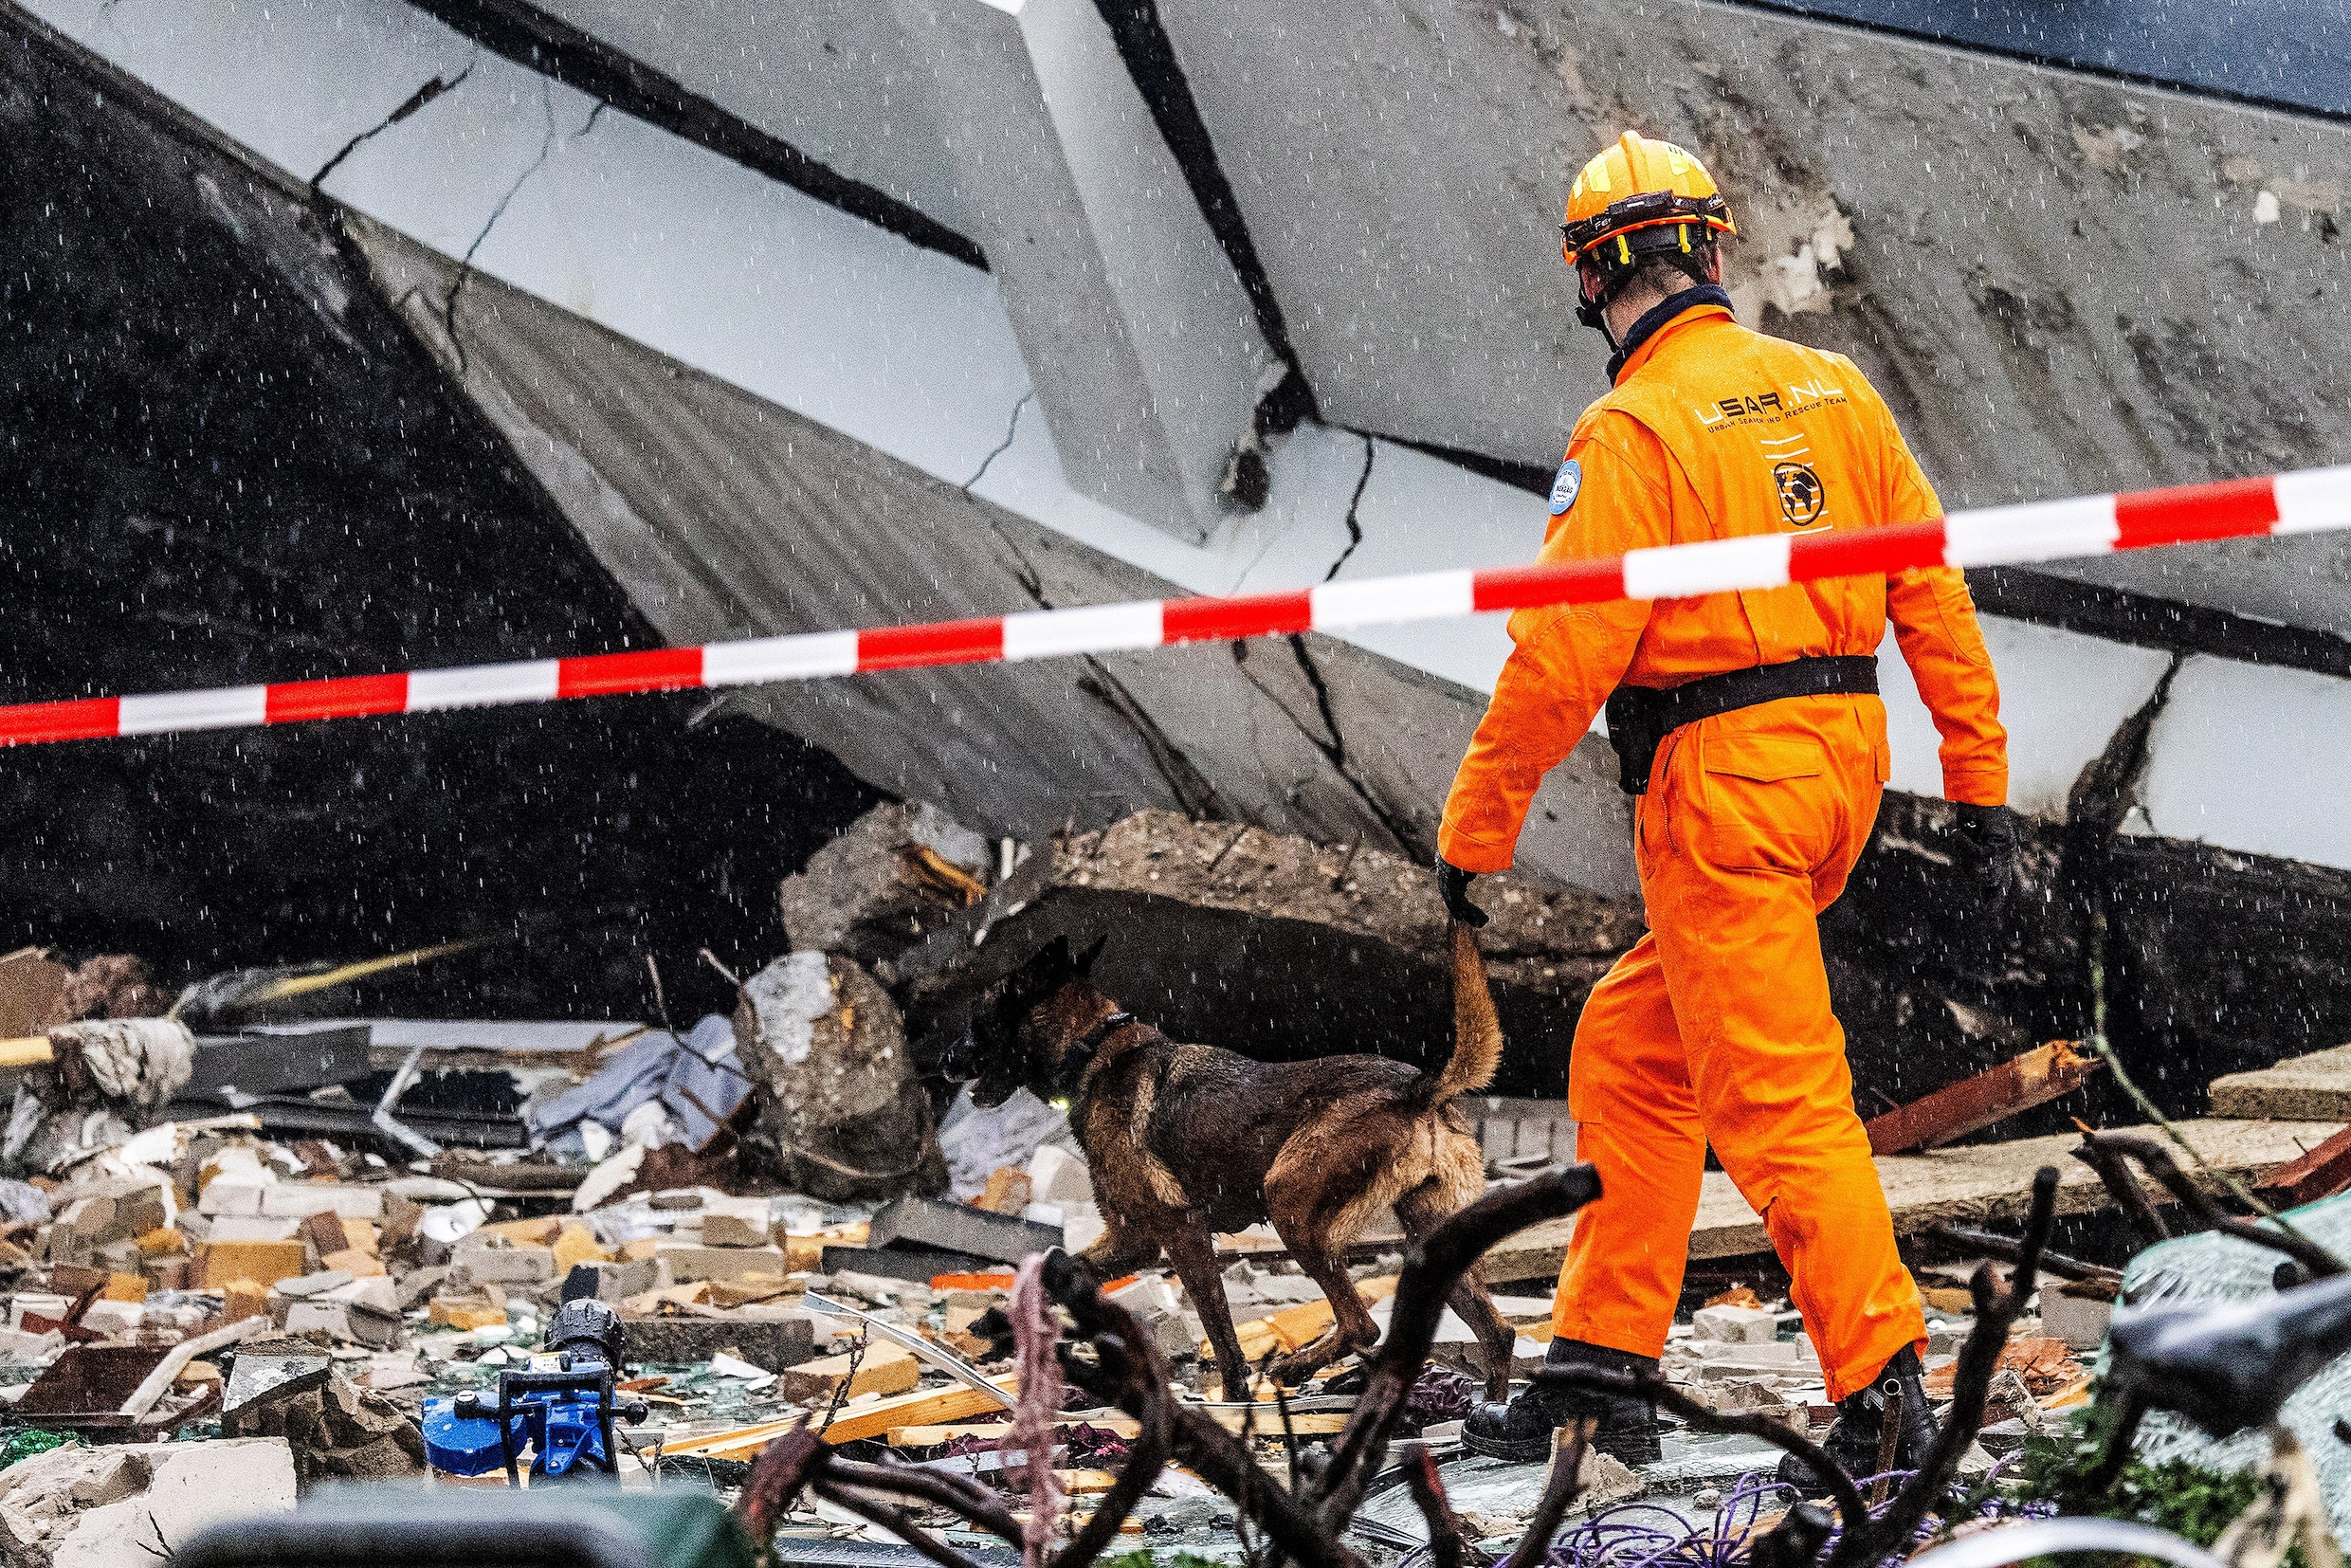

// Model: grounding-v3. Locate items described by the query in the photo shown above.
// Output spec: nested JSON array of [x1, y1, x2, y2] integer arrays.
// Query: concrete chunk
[[222, 1348, 333, 1421], [1691, 1304, 1779, 1344], [699, 1197, 775, 1249], [194, 1239, 307, 1290], [1106, 1274, 1197, 1361], [654, 1242, 789, 1284], [450, 1243, 555, 1285], [0, 1437, 295, 1568], [561, 1258, 659, 1304], [197, 1180, 267, 1217], [1027, 1144, 1093, 1205], [2210, 1043, 2351, 1121], [868, 1194, 1061, 1266], [738, 953, 946, 1203], [619, 1312, 814, 1371], [258, 1184, 384, 1220]]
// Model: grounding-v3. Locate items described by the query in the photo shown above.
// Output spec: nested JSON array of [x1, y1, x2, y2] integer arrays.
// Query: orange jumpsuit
[[1438, 301, 2007, 1402]]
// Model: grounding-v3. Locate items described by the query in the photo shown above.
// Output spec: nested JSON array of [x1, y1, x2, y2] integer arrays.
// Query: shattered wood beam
[[1866, 1041, 2100, 1156], [2260, 1124, 2351, 1211]]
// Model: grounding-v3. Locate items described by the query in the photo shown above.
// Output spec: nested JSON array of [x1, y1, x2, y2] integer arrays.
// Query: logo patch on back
[[1548, 458, 1583, 516], [1774, 461, 1825, 526]]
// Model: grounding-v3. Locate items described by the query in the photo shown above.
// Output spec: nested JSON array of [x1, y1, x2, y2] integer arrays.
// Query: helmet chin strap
[[1575, 267, 1631, 343]]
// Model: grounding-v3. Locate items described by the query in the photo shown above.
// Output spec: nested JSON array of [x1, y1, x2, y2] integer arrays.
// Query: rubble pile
[[0, 801, 2332, 1568]]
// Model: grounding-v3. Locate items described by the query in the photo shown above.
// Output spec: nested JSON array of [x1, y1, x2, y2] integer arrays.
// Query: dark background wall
[[0, 21, 876, 1025]]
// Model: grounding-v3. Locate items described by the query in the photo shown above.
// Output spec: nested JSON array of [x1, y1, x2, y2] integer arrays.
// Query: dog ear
[[1027, 935, 1072, 980], [1076, 934, 1108, 975]]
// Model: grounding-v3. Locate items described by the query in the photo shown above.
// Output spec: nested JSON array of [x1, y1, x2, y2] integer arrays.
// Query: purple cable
[[1537, 1460, 2047, 1568]]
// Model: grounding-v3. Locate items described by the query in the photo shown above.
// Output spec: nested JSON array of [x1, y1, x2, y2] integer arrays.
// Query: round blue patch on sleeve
[[1547, 457, 1582, 516]]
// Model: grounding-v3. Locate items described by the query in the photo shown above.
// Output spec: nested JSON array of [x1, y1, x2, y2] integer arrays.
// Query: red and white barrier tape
[[6, 466, 2347, 748]]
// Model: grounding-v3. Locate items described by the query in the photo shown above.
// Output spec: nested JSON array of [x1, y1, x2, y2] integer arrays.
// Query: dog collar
[[1058, 1010, 1136, 1099]]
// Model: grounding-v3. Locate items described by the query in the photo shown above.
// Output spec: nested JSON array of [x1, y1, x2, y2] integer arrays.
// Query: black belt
[[1602, 654, 1878, 795]]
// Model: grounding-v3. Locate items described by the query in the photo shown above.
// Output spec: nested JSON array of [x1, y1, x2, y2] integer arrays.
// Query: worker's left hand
[[1436, 859, 1488, 927], [1950, 801, 2019, 903]]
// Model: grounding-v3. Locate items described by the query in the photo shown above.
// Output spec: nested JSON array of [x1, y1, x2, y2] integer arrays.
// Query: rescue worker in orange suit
[[1439, 131, 2016, 1484]]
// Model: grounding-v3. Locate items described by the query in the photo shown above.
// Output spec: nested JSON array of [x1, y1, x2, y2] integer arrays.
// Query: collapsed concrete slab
[[1149, 0, 2351, 513], [355, 212, 1639, 893]]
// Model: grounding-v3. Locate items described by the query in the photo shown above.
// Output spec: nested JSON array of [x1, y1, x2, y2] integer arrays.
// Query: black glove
[[1436, 859, 1488, 927], [1950, 802, 2018, 903]]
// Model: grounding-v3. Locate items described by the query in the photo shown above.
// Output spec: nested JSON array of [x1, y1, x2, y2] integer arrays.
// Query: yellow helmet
[[1561, 131, 1735, 329]]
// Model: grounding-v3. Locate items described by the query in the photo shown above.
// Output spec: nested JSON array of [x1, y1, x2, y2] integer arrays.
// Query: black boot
[[1777, 1345, 1938, 1492], [1461, 1339, 1662, 1465]]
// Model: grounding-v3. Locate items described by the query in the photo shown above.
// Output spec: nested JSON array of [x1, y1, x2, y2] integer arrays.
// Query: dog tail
[[1418, 920, 1504, 1107]]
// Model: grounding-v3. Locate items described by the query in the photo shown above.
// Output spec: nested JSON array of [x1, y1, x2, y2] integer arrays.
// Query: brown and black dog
[[944, 921, 1517, 1403]]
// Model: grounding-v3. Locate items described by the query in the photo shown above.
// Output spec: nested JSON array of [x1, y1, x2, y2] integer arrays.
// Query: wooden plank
[[665, 1376, 1022, 1460], [778, 1341, 920, 1404], [1864, 1041, 2099, 1155], [2211, 1043, 2351, 1121], [886, 1411, 1353, 1446], [1200, 1275, 1401, 1360], [1482, 1118, 2341, 1283], [0, 1036, 53, 1068], [668, 1418, 802, 1460], [820, 1377, 1019, 1445]]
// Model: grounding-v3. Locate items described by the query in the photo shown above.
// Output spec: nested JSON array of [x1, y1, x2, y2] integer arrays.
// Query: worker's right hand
[[1950, 802, 2019, 904], [1436, 859, 1489, 927]]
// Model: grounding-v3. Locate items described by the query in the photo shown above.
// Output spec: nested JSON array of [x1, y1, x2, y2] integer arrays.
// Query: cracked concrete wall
[[352, 214, 1637, 892], [1151, 0, 2351, 613], [519, 0, 973, 232], [345, 0, 2350, 629]]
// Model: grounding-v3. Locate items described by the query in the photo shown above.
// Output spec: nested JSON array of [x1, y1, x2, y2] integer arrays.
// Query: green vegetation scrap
[[2017, 1402, 2290, 1565]]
